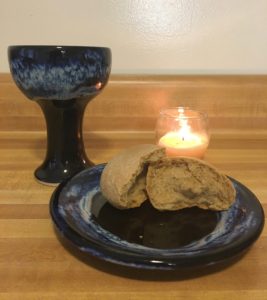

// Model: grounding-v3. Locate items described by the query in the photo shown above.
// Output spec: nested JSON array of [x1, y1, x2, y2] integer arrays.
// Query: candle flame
[[177, 107, 184, 114], [158, 108, 208, 158], [175, 108, 191, 140]]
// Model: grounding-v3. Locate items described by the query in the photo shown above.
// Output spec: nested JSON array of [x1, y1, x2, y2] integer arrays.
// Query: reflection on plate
[[50, 164, 265, 270]]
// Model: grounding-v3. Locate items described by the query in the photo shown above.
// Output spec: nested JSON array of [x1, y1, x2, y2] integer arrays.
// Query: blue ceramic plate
[[50, 164, 264, 270]]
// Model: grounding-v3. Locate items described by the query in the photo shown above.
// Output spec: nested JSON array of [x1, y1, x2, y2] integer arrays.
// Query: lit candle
[[158, 130, 209, 158], [156, 107, 209, 159]]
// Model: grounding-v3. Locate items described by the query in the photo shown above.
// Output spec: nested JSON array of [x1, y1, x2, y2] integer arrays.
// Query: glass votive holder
[[156, 107, 210, 159]]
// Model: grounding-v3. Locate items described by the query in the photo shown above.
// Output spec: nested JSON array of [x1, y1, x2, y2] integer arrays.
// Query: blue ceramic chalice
[[8, 45, 111, 185]]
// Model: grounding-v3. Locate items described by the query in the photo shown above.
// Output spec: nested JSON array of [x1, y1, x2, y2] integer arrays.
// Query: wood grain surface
[[0, 74, 267, 299], [1, 73, 267, 131]]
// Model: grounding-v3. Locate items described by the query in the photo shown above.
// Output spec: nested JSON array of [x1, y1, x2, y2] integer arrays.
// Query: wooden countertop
[[0, 130, 266, 300], [1, 74, 267, 299]]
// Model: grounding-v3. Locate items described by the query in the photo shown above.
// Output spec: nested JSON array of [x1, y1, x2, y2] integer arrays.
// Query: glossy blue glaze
[[8, 46, 111, 184], [50, 164, 265, 270], [8, 46, 111, 100]]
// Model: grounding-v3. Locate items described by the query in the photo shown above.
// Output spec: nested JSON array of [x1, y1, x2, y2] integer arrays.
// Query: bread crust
[[146, 157, 236, 211], [100, 144, 165, 209]]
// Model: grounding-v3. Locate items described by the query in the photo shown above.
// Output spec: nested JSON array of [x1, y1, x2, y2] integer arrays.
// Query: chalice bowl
[[8, 45, 111, 185]]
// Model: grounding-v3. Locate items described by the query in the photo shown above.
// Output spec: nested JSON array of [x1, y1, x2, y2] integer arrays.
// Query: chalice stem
[[35, 98, 92, 184]]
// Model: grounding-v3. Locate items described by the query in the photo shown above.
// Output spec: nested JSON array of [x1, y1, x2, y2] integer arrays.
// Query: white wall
[[1, 0, 267, 74]]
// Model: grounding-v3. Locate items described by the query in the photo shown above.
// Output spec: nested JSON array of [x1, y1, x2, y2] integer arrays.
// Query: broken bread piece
[[146, 157, 236, 211], [100, 144, 165, 209]]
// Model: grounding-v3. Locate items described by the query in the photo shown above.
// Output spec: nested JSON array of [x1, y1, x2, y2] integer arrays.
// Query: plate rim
[[50, 164, 265, 270]]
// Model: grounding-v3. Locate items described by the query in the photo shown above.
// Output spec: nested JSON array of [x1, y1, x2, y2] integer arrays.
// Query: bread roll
[[100, 144, 165, 209], [146, 157, 236, 211]]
